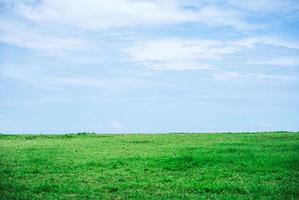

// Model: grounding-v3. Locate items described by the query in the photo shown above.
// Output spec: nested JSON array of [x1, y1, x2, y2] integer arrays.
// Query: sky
[[0, 0, 299, 133]]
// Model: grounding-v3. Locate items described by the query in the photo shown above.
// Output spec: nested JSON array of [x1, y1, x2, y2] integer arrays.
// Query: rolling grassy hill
[[0, 132, 298, 199]]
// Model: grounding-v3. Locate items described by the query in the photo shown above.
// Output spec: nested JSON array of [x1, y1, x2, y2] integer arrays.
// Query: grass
[[0, 132, 298, 199]]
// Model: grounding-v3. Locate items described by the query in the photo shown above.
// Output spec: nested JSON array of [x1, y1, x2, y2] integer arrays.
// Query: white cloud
[[16, 0, 196, 30], [213, 71, 298, 81], [124, 37, 299, 71], [124, 38, 247, 71], [247, 57, 299, 67], [0, 65, 152, 89], [228, 0, 299, 13], [197, 5, 255, 30], [259, 121, 273, 129], [1, 1, 298, 81], [231, 37, 299, 50], [1, 74, 138, 90], [55, 77, 139, 88], [10, 0, 264, 31], [4, 0, 294, 55], [0, 19, 90, 50], [109, 121, 123, 130], [1, 0, 297, 53]]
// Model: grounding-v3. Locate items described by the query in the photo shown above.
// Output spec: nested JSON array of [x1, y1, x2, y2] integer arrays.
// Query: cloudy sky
[[0, 0, 299, 133]]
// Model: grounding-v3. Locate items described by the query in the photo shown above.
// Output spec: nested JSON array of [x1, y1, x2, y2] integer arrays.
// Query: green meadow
[[0, 132, 298, 199]]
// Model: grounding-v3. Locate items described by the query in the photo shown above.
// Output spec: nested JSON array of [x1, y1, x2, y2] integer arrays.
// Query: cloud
[[109, 121, 123, 130], [124, 38, 244, 71], [1, 1, 298, 80], [3, 0, 296, 56], [1, 0, 297, 50], [197, 5, 255, 30], [213, 71, 298, 81], [0, 74, 139, 90], [232, 37, 299, 50], [55, 77, 139, 88], [9, 0, 264, 31], [15, 0, 196, 30], [228, 0, 299, 13], [259, 120, 273, 129], [124, 36, 299, 71], [247, 57, 299, 67], [0, 65, 163, 90], [0, 19, 90, 50]]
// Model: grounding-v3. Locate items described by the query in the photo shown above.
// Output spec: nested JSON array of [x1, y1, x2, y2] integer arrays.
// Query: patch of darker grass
[[127, 140, 151, 144], [158, 155, 199, 171], [199, 185, 248, 195], [24, 135, 37, 140], [34, 183, 58, 193], [77, 132, 96, 135], [216, 147, 248, 154], [105, 186, 119, 193], [85, 160, 127, 170]]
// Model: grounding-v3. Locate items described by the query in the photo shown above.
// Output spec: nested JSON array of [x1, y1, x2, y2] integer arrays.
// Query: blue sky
[[0, 0, 299, 133]]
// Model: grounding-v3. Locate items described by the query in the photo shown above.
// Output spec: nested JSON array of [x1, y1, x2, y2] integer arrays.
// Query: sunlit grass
[[0, 132, 298, 199]]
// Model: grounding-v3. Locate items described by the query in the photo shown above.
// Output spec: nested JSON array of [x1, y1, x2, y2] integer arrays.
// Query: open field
[[0, 132, 298, 199]]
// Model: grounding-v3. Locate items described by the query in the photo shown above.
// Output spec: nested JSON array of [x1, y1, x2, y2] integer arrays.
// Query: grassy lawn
[[0, 132, 298, 199]]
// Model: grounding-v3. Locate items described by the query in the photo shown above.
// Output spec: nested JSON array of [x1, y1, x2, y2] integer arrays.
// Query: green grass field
[[0, 132, 298, 199]]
